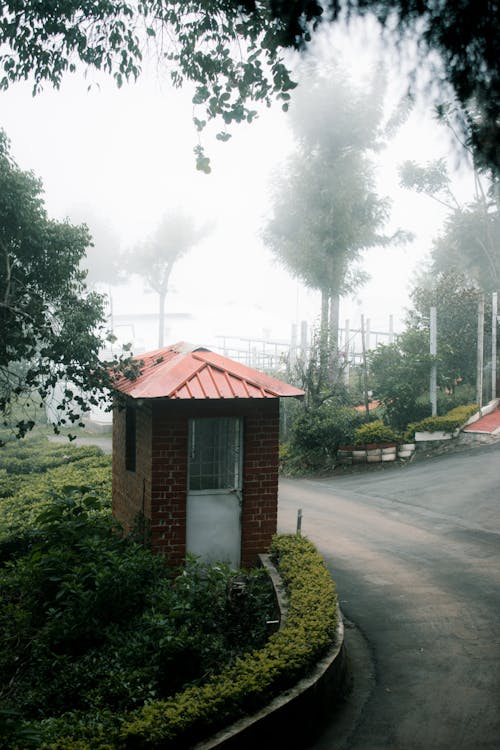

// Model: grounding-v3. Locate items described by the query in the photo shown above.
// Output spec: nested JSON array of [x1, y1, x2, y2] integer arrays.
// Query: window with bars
[[188, 417, 242, 491]]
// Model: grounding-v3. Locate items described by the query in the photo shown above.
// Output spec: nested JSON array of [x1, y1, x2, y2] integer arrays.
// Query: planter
[[398, 443, 416, 452], [352, 450, 367, 458], [381, 453, 396, 462], [397, 450, 413, 459], [415, 430, 458, 441]]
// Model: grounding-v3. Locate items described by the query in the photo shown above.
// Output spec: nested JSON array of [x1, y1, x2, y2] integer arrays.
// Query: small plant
[[352, 420, 398, 446]]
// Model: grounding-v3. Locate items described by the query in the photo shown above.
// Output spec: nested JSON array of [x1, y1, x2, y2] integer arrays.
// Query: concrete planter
[[415, 429, 458, 441], [337, 442, 416, 465], [352, 450, 367, 463], [382, 446, 397, 455], [397, 450, 414, 459]]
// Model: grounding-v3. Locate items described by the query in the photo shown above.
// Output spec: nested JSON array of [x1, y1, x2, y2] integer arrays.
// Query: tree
[[0, 129, 131, 440], [264, 62, 406, 376], [369, 328, 432, 431], [400, 158, 500, 291], [370, 269, 488, 430], [126, 211, 209, 347], [0, 2, 497, 175], [407, 269, 490, 387]]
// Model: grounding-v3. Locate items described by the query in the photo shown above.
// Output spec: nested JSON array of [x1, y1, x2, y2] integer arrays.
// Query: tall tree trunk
[[319, 289, 329, 384], [327, 293, 340, 386], [158, 290, 166, 348], [329, 293, 339, 353]]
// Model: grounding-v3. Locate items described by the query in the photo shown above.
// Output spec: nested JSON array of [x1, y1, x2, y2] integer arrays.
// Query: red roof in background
[[112, 342, 304, 400]]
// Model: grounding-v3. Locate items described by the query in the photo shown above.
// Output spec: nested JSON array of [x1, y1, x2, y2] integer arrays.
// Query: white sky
[[0, 16, 477, 354]]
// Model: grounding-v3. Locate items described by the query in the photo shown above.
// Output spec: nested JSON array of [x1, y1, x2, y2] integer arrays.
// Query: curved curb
[[194, 556, 347, 750]]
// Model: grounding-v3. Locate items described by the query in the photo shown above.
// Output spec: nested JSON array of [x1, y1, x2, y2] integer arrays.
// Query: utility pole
[[477, 295, 485, 407], [360, 314, 370, 422], [430, 307, 437, 416], [492, 292, 498, 401], [344, 318, 350, 385]]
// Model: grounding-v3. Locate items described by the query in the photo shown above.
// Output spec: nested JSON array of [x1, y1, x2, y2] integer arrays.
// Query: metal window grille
[[188, 417, 242, 491]]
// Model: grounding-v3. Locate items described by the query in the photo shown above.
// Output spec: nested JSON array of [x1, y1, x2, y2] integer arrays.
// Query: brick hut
[[112, 342, 303, 568]]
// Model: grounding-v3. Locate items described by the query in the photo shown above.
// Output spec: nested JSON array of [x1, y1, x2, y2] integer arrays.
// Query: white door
[[187, 417, 243, 567]]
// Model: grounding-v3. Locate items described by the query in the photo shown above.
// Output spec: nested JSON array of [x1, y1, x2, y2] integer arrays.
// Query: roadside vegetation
[[0, 438, 277, 749], [0, 439, 338, 749]]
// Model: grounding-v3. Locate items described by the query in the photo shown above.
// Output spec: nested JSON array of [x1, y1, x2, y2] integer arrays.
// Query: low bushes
[[283, 405, 363, 473], [1, 495, 273, 749], [1, 439, 338, 750], [0, 444, 112, 561], [120, 534, 337, 749], [405, 403, 479, 441], [352, 420, 399, 446]]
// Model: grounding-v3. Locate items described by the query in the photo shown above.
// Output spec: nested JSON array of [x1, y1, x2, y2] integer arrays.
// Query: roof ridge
[[192, 351, 282, 397]]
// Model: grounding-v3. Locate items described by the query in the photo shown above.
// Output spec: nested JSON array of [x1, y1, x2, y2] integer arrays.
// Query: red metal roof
[[112, 342, 305, 400]]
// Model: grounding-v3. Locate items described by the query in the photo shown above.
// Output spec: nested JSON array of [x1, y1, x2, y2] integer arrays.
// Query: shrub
[[352, 420, 399, 446], [0, 445, 112, 561], [1, 492, 273, 749], [119, 534, 337, 749], [404, 403, 479, 441], [284, 404, 363, 473], [0, 439, 275, 748]]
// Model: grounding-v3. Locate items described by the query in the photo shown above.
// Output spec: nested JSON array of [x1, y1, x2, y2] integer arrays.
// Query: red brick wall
[[241, 399, 280, 567], [112, 399, 152, 539], [150, 403, 189, 565], [112, 398, 281, 568]]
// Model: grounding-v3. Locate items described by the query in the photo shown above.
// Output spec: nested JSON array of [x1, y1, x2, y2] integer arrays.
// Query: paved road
[[277, 443, 500, 750]]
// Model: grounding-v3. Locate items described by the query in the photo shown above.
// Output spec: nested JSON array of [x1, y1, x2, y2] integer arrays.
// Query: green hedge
[[404, 404, 479, 442], [119, 534, 337, 749], [45, 535, 334, 750], [352, 420, 399, 446]]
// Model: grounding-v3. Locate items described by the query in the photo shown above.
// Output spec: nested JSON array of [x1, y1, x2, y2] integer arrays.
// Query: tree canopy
[[0, 130, 130, 439], [369, 268, 492, 430], [264, 62, 406, 366], [0, 1, 498, 175], [400, 157, 500, 291]]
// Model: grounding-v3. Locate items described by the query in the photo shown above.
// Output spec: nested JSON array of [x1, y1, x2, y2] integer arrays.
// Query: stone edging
[[193, 554, 346, 750], [337, 443, 416, 465]]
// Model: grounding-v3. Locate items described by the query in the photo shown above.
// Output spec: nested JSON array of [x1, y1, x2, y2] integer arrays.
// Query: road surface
[[277, 443, 500, 750]]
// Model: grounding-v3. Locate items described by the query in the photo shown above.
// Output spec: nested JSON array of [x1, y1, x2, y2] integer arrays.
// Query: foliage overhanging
[[0, 1, 497, 174]]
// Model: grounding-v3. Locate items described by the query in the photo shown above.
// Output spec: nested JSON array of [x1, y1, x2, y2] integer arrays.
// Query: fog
[[0, 16, 477, 356]]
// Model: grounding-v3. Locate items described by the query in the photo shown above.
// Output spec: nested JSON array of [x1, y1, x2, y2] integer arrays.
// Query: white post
[[344, 318, 350, 384], [477, 295, 485, 407], [430, 306, 437, 416], [360, 314, 370, 421], [300, 320, 308, 359], [492, 292, 497, 401], [290, 323, 297, 367], [389, 314, 394, 344]]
